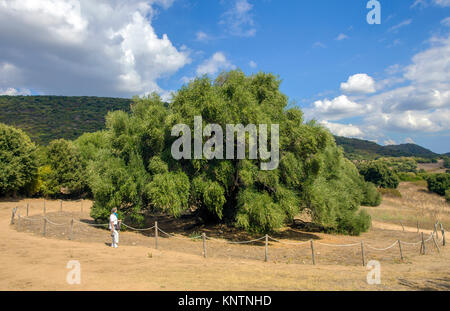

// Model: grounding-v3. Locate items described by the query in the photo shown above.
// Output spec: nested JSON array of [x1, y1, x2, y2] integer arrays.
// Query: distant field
[[417, 159, 447, 174]]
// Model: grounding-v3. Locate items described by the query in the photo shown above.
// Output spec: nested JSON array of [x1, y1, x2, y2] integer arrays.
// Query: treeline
[[0, 71, 387, 235], [0, 95, 132, 145]]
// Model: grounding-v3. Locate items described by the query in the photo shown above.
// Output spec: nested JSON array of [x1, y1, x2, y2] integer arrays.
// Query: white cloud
[[367, 109, 450, 133], [309, 95, 366, 120], [312, 41, 326, 49], [320, 121, 364, 138], [442, 17, 450, 27], [340, 74, 376, 94], [220, 0, 256, 37], [388, 19, 412, 33], [434, 0, 450, 6], [411, 0, 450, 7], [384, 139, 397, 146], [196, 52, 234, 76], [249, 60, 257, 68], [0, 87, 31, 96], [405, 137, 415, 144], [336, 33, 349, 41], [196, 31, 210, 41], [0, 0, 191, 97]]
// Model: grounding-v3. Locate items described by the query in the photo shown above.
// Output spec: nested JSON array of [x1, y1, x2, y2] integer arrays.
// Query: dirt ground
[[1, 187, 449, 291]]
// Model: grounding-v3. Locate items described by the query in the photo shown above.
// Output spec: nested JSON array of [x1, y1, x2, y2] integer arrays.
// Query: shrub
[[446, 189, 450, 203], [358, 161, 400, 189], [426, 173, 450, 196], [360, 182, 381, 206]]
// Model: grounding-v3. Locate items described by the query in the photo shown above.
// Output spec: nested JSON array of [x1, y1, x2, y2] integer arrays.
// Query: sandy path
[[1, 199, 449, 291]]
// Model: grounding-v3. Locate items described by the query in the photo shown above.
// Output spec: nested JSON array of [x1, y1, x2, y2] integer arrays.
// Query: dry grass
[[364, 182, 450, 230]]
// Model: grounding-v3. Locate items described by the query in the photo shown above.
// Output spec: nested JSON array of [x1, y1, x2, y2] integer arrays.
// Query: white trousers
[[111, 229, 119, 247]]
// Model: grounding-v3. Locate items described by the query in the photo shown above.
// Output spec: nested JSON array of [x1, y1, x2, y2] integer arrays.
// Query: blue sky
[[0, 0, 449, 153]]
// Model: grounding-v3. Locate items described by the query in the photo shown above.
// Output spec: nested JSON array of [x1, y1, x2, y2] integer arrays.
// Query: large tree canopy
[[0, 123, 38, 196], [88, 71, 377, 235]]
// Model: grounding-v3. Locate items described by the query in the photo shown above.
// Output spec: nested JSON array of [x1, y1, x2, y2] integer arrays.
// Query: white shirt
[[109, 213, 118, 230]]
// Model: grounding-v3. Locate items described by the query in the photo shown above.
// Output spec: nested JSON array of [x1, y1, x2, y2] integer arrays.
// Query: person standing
[[109, 208, 121, 248]]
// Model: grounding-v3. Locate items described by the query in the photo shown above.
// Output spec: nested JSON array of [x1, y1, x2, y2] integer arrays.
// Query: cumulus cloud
[[249, 60, 257, 68], [340, 74, 376, 94], [0, 0, 191, 97], [320, 121, 364, 138], [309, 33, 450, 140], [306, 95, 367, 121], [405, 137, 415, 144], [196, 52, 234, 76], [220, 0, 256, 37]]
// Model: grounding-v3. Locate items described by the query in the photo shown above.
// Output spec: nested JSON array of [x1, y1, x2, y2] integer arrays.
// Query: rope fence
[[9, 205, 447, 266]]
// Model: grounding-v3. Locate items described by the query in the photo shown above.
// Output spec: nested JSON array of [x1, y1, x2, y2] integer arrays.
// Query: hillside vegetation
[[334, 136, 439, 160], [0, 96, 132, 145]]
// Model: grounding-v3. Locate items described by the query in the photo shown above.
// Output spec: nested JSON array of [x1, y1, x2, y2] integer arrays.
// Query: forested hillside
[[0, 96, 132, 145], [335, 136, 439, 159]]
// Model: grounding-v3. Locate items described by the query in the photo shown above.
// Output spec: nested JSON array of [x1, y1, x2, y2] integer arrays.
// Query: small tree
[[39, 139, 86, 197], [0, 123, 38, 196]]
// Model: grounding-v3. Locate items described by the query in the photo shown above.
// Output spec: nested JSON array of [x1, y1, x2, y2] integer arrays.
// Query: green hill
[[334, 136, 439, 159], [0, 95, 132, 145]]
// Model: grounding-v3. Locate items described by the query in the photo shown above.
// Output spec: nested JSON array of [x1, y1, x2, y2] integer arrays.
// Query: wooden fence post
[[17, 213, 21, 231], [398, 240, 403, 261], [43, 218, 47, 237], [43, 199, 46, 216], [265, 234, 268, 262], [10, 207, 17, 225], [202, 233, 207, 258], [361, 241, 366, 267], [440, 223, 445, 247], [432, 234, 440, 254], [26, 203, 29, 217], [70, 218, 74, 240], [310, 240, 316, 265], [420, 232, 426, 255], [434, 223, 439, 240], [155, 221, 158, 250], [400, 221, 405, 232]]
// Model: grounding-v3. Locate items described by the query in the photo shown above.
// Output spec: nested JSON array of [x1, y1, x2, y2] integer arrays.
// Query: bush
[[377, 188, 402, 198], [398, 172, 422, 182], [360, 182, 381, 206], [358, 161, 400, 189], [446, 189, 450, 203], [426, 173, 450, 196]]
